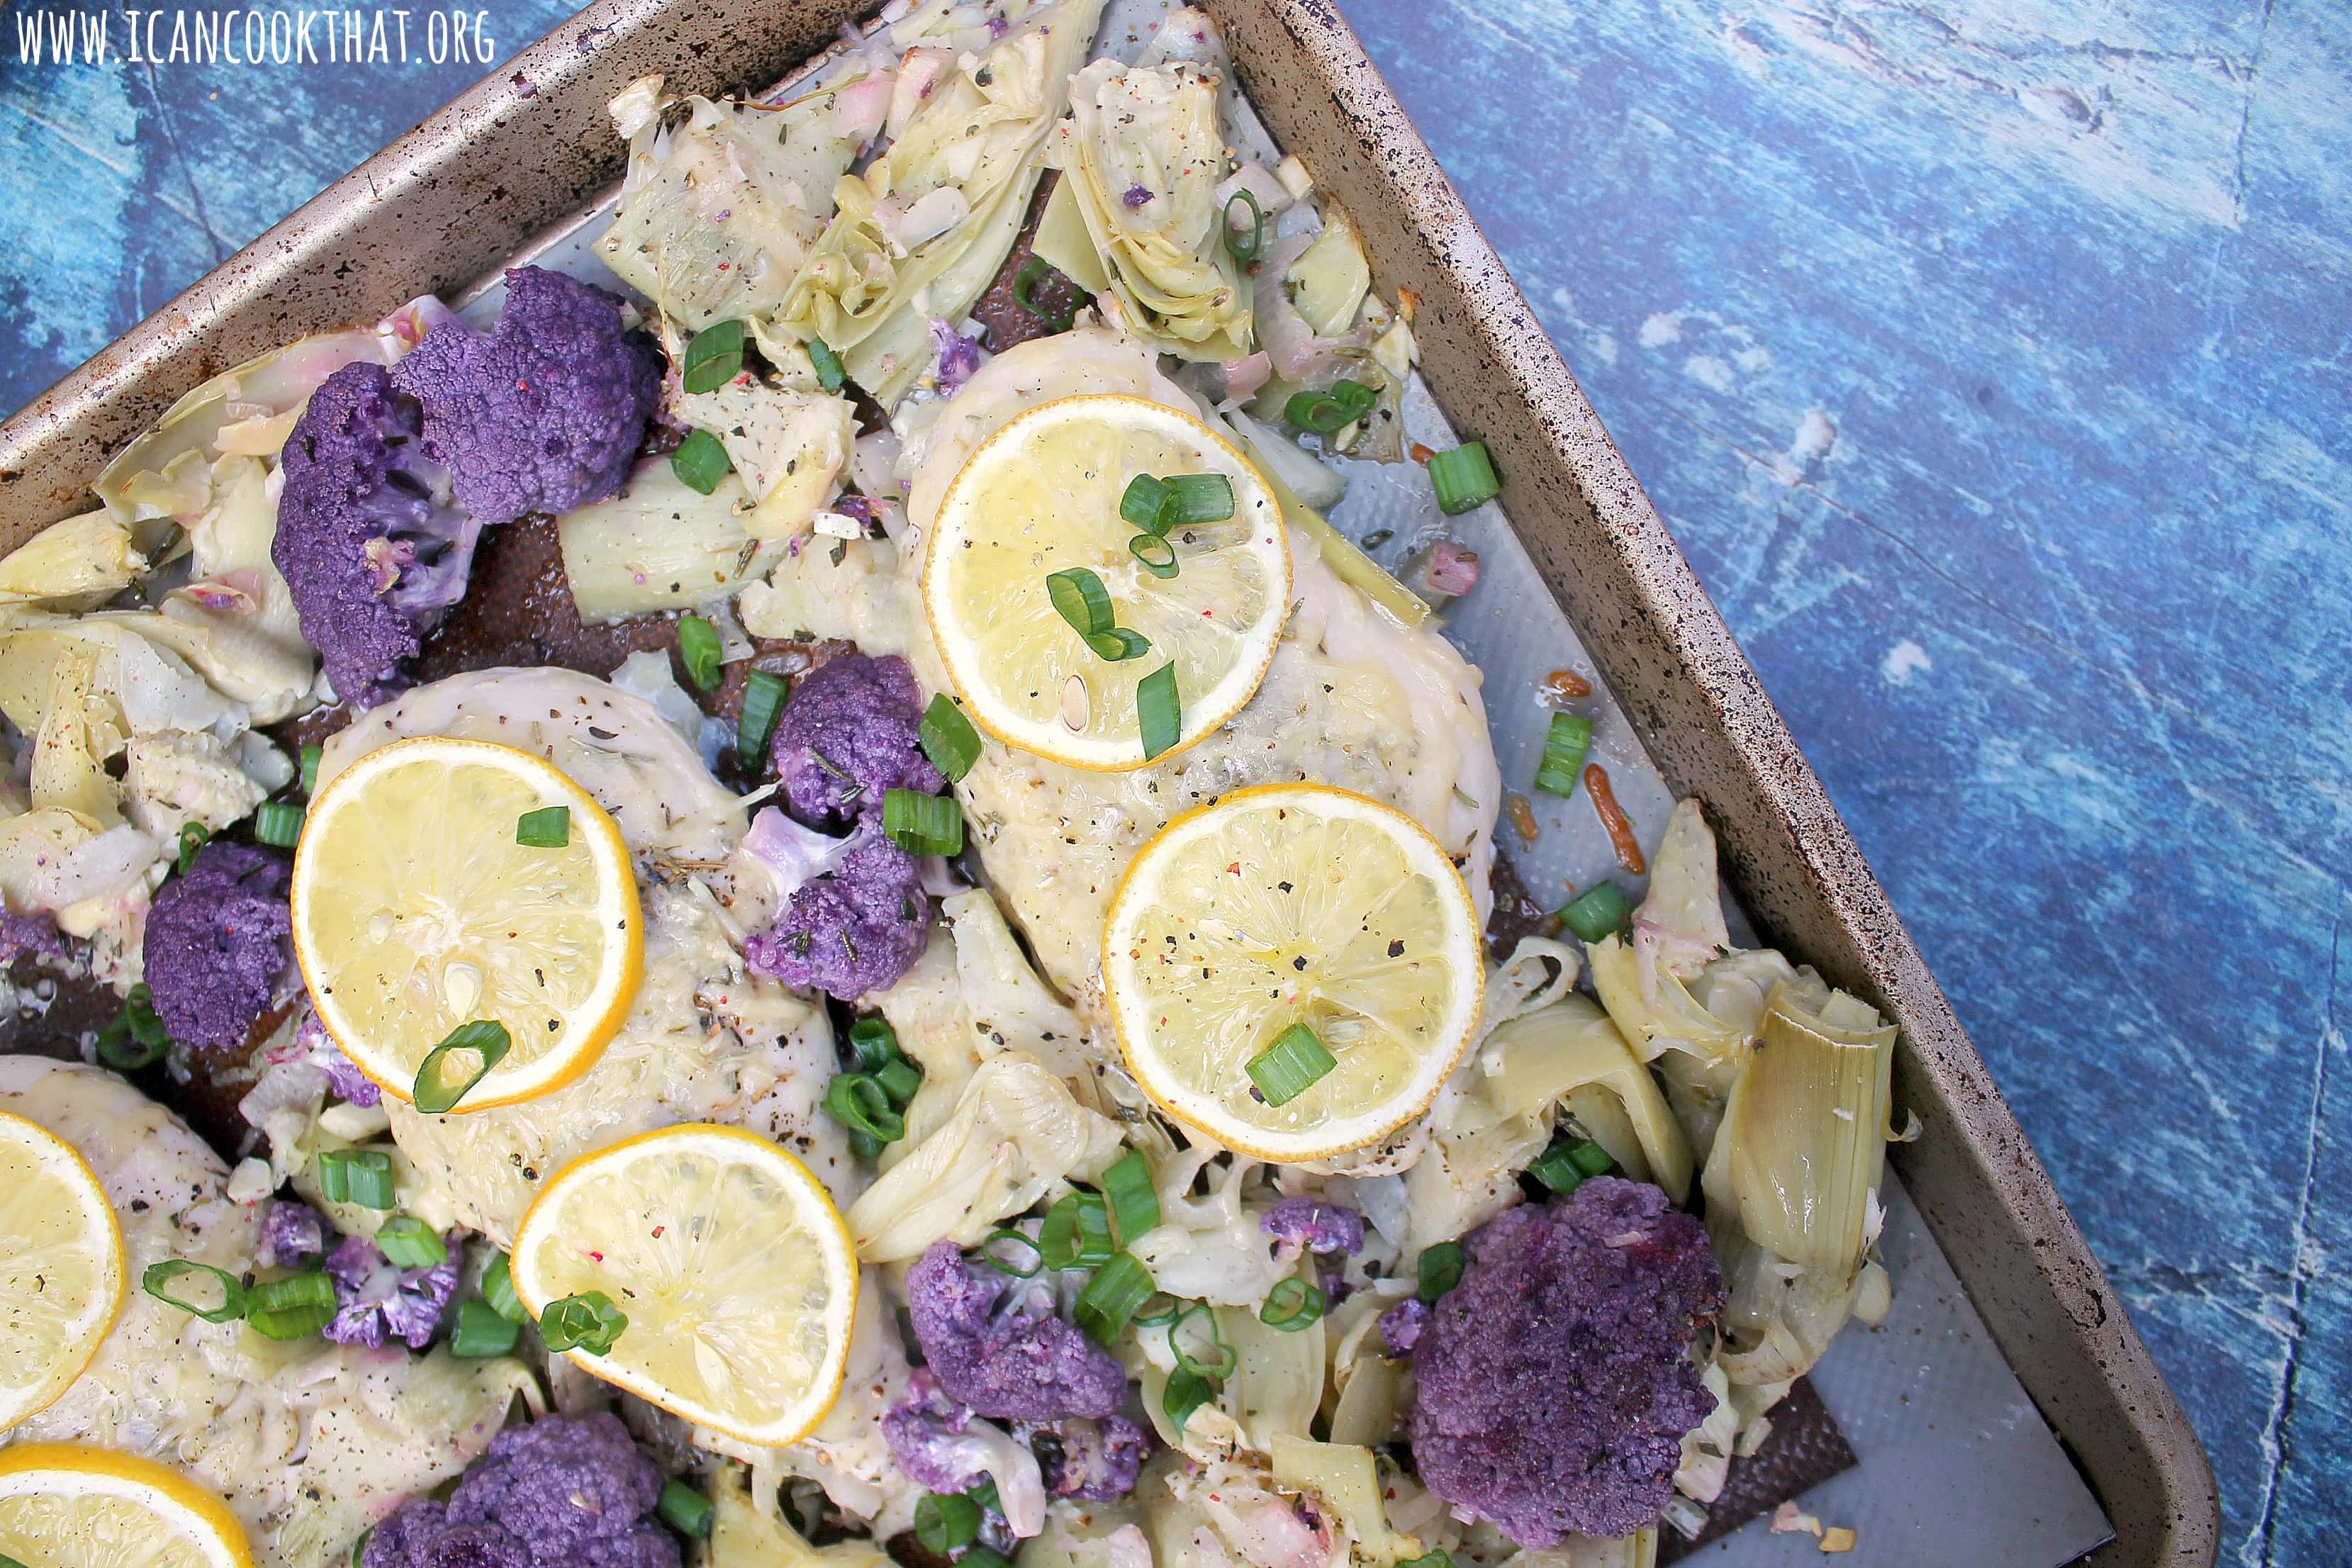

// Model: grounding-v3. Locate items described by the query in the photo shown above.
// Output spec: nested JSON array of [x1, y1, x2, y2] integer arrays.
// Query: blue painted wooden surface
[[1, 1, 2346, 1559]]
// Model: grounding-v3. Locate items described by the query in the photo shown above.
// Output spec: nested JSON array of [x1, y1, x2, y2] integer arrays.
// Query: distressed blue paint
[[1, 0, 2347, 1559]]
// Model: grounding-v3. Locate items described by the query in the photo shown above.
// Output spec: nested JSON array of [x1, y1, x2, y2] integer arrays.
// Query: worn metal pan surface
[[0, 1, 2217, 1562]]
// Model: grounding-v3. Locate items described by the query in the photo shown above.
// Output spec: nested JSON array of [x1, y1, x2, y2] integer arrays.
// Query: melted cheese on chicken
[[0, 1056, 534, 1568]]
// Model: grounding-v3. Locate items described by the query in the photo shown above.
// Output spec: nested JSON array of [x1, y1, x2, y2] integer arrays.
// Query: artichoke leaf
[[556, 457, 762, 623], [1212, 1292, 1327, 1450], [0, 511, 147, 608], [1471, 994, 1693, 1204], [1267, 1438, 1420, 1568], [1284, 205, 1371, 340]]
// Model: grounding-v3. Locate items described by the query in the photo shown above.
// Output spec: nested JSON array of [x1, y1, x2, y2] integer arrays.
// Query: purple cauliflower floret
[[275, 360, 475, 707], [297, 1009, 383, 1107], [323, 1233, 459, 1350], [391, 267, 662, 530], [259, 1200, 327, 1269], [929, 319, 987, 394], [1379, 1297, 1430, 1354], [1023, 1415, 1149, 1501], [0, 911, 63, 965], [743, 827, 929, 999], [1408, 1179, 1725, 1546], [365, 1413, 679, 1568], [880, 1369, 992, 1494], [1261, 1197, 1364, 1256], [140, 842, 291, 1052], [771, 654, 943, 829], [906, 1240, 1127, 1422]]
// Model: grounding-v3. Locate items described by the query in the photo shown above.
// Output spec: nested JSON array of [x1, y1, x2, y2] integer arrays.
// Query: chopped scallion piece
[[376, 1215, 447, 1269], [1013, 257, 1084, 332], [681, 320, 746, 395], [1533, 712, 1592, 797], [97, 983, 171, 1071], [482, 1252, 527, 1323], [539, 1290, 629, 1355], [883, 788, 963, 857], [1428, 441, 1501, 515], [846, 1014, 900, 1072], [176, 822, 208, 874], [299, 742, 323, 797], [1138, 663, 1181, 761], [1163, 1366, 1214, 1430], [1085, 626, 1152, 662], [807, 334, 847, 393], [1284, 379, 1377, 437], [1046, 566, 1115, 637], [670, 427, 733, 495], [1223, 188, 1265, 263], [1164, 472, 1236, 524], [1245, 1023, 1336, 1107], [1169, 1301, 1234, 1379], [1131, 1291, 1182, 1327], [659, 1479, 715, 1539], [449, 1298, 522, 1357], [737, 669, 791, 768], [1121, 473, 1175, 532], [1073, 1251, 1156, 1345], [317, 1147, 396, 1209], [962, 1548, 1013, 1568], [1557, 881, 1634, 943], [1568, 1138, 1615, 1177], [1417, 1241, 1465, 1304], [979, 1228, 1045, 1278], [515, 806, 571, 849], [676, 615, 724, 690], [966, 1479, 1001, 1516], [1040, 1191, 1114, 1271], [1401, 1552, 1459, 1568], [142, 1259, 245, 1323], [824, 1073, 907, 1143], [918, 693, 982, 783], [254, 800, 305, 847], [1260, 1277, 1326, 1331], [874, 1055, 923, 1108], [914, 1492, 980, 1555], [246, 1272, 337, 1340], [1527, 1138, 1586, 1194], [412, 1020, 511, 1114], [1129, 532, 1180, 578], [1100, 1148, 1160, 1246]]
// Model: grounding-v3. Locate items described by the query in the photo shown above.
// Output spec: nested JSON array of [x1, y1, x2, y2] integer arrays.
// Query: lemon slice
[[291, 737, 642, 1113], [922, 393, 1290, 771], [1104, 784, 1484, 1160], [509, 1124, 858, 1447], [0, 1114, 123, 1433], [0, 1443, 254, 1568]]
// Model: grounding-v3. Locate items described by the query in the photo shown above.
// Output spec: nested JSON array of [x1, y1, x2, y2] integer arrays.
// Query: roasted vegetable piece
[[140, 841, 291, 1052]]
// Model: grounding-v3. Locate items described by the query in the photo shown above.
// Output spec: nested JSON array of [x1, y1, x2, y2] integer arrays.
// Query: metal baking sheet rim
[[0, 0, 2218, 1562]]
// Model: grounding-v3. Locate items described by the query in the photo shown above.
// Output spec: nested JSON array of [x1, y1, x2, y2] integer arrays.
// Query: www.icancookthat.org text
[[13, 6, 500, 67]]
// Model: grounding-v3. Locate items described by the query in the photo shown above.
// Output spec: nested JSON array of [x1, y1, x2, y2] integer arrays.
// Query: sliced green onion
[[1100, 1148, 1160, 1246], [482, 1252, 527, 1323], [979, 1228, 1045, 1278], [1533, 712, 1592, 798], [1246, 1023, 1335, 1107], [176, 821, 208, 874], [1163, 473, 1237, 525], [1131, 1291, 1182, 1327], [142, 1259, 246, 1323], [540, 1290, 629, 1355], [1128, 532, 1180, 579], [807, 334, 848, 394], [918, 693, 983, 783], [738, 669, 791, 768], [874, 1056, 924, 1108], [1567, 1138, 1615, 1176], [670, 427, 734, 495], [1138, 663, 1180, 761], [515, 805, 571, 848], [659, 1478, 715, 1539], [1074, 1251, 1156, 1345], [1169, 1301, 1234, 1379], [681, 320, 746, 395], [98, 984, 172, 1070], [1428, 441, 1501, 515], [847, 1014, 900, 1072], [825, 1073, 907, 1143], [376, 1215, 447, 1269], [246, 1272, 337, 1340], [450, 1297, 522, 1357], [412, 1020, 511, 1114], [1284, 380, 1377, 438], [1223, 188, 1265, 263], [1046, 566, 1115, 637], [1260, 1277, 1326, 1331], [1121, 473, 1176, 532], [1085, 627, 1152, 662], [966, 1479, 1001, 1516], [1040, 1191, 1114, 1271], [1163, 1367, 1214, 1430], [1528, 1138, 1585, 1194], [1417, 1241, 1465, 1304], [1557, 881, 1634, 943], [914, 1491, 980, 1554], [848, 1128, 885, 1162], [317, 1147, 396, 1209], [961, 1549, 1013, 1568], [299, 742, 323, 797], [676, 615, 724, 690], [1014, 257, 1082, 332], [254, 800, 304, 847], [1401, 1552, 1458, 1568], [883, 788, 964, 857]]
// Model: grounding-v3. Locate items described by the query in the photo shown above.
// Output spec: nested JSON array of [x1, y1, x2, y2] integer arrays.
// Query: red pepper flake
[[1227, 862, 1241, 875], [1584, 763, 1645, 875], [1545, 668, 1593, 700], [651, 1226, 665, 1238], [1506, 793, 1540, 844], [588, 1250, 605, 1262], [1409, 442, 1436, 464]]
